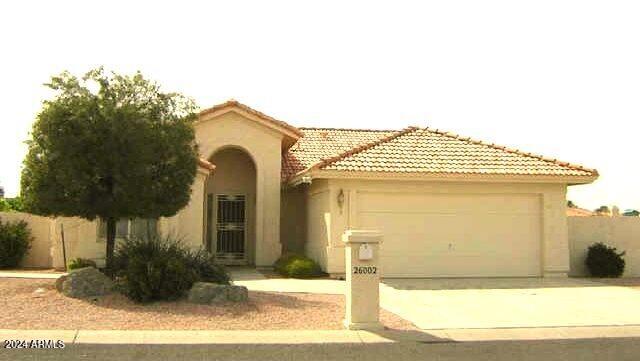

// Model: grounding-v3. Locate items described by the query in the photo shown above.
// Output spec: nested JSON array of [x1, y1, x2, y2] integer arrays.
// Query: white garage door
[[358, 192, 542, 277]]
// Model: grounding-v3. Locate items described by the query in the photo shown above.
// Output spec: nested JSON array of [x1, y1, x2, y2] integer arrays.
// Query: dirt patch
[[0, 278, 415, 330]]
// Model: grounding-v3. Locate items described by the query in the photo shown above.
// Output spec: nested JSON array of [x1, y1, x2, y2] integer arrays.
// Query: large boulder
[[55, 267, 114, 299], [187, 282, 248, 304], [227, 285, 249, 302], [188, 282, 228, 304]]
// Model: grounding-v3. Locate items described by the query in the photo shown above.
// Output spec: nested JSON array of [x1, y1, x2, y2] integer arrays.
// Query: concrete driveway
[[229, 269, 640, 330], [380, 278, 640, 330]]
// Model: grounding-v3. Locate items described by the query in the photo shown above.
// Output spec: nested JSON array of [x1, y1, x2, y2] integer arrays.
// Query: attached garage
[[280, 120, 598, 278], [357, 191, 542, 277]]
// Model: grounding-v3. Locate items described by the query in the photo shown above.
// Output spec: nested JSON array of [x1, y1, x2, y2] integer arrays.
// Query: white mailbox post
[[342, 230, 383, 330]]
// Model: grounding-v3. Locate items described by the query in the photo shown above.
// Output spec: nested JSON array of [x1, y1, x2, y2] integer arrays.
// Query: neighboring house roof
[[567, 207, 594, 217], [283, 126, 598, 182]]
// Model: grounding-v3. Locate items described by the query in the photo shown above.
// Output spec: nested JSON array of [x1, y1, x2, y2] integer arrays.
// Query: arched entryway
[[205, 147, 257, 265]]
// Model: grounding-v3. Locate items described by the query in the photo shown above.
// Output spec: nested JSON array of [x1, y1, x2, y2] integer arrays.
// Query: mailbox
[[358, 243, 373, 260], [342, 230, 383, 330]]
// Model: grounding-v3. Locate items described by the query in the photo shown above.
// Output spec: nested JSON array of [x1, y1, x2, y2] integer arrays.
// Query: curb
[[2, 326, 640, 345], [0, 330, 437, 345]]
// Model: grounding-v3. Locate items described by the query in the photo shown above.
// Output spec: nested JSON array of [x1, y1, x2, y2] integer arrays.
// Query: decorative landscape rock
[[55, 267, 114, 299], [188, 282, 228, 304], [187, 282, 248, 304], [226, 285, 249, 302]]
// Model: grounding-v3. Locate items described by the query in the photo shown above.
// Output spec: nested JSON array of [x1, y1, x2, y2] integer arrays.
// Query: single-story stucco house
[[161, 100, 597, 278], [4, 100, 599, 277]]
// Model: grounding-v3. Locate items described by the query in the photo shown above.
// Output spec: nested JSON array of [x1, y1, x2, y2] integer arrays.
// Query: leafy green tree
[[21, 68, 199, 273], [623, 209, 640, 217]]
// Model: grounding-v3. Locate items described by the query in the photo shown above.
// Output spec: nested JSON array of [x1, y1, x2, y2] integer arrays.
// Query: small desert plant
[[113, 235, 197, 302], [67, 258, 97, 270], [0, 219, 32, 268], [185, 249, 231, 285], [113, 235, 230, 302], [274, 253, 322, 278], [585, 242, 626, 278]]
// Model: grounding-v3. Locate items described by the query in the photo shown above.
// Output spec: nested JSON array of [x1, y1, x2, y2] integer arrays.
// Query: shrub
[[0, 197, 25, 212], [0, 199, 10, 212], [0, 219, 32, 268], [113, 235, 230, 302], [586, 242, 626, 278], [185, 249, 231, 285], [68, 258, 97, 270], [274, 253, 322, 278]]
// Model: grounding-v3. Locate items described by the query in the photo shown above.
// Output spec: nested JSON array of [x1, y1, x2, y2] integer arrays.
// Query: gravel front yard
[[0, 278, 414, 330]]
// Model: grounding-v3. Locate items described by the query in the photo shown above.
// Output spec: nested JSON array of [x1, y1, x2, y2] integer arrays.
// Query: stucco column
[[342, 230, 384, 331], [254, 157, 282, 267], [542, 187, 570, 277]]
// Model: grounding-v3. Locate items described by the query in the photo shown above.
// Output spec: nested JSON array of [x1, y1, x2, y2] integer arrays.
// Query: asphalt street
[[2, 337, 640, 361]]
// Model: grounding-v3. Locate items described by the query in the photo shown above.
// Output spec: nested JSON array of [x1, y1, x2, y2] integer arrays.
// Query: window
[[97, 218, 158, 241]]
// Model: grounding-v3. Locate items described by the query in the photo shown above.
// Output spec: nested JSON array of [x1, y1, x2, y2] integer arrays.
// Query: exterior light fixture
[[337, 189, 345, 211]]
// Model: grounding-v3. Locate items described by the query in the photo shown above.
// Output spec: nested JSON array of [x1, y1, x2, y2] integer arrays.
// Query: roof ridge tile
[[299, 127, 399, 132]]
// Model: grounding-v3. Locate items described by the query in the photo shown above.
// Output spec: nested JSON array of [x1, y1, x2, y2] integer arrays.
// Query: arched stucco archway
[[205, 147, 257, 265]]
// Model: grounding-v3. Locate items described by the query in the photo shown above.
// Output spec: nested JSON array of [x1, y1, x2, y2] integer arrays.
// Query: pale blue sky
[[1, 0, 638, 211]]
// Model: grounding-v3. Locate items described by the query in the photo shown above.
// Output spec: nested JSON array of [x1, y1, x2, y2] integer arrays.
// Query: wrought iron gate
[[214, 194, 246, 264]]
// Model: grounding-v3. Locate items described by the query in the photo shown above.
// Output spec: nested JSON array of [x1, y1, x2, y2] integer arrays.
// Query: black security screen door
[[215, 194, 246, 263]]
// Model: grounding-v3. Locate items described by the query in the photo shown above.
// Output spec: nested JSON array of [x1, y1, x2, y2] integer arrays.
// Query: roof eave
[[287, 169, 599, 186]]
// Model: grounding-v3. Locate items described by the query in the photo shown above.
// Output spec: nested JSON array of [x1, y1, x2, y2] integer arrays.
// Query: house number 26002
[[352, 266, 377, 274]]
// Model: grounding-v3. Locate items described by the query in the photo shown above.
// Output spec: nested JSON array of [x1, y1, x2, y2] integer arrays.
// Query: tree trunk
[[105, 217, 116, 276]]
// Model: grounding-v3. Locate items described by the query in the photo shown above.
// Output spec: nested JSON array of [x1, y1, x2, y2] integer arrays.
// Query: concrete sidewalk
[[0, 271, 65, 279], [3, 326, 640, 345], [0, 330, 427, 345]]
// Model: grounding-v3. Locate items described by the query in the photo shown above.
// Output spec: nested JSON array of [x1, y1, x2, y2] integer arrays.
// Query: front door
[[213, 194, 247, 265]]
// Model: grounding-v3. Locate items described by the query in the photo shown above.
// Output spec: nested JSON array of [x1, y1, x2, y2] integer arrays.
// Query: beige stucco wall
[[0, 212, 105, 269], [194, 111, 284, 266], [568, 216, 640, 277], [302, 178, 570, 277], [280, 185, 307, 254], [0, 212, 53, 268], [305, 179, 331, 269], [50, 217, 102, 269]]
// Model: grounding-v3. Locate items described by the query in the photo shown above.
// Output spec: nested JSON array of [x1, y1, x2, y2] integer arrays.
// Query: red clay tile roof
[[282, 127, 598, 181], [199, 100, 304, 138], [198, 158, 216, 171], [282, 127, 397, 180]]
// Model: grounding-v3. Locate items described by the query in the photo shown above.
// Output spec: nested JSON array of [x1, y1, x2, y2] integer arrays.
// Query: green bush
[[0, 197, 24, 212], [68, 258, 97, 270], [586, 242, 626, 278], [274, 253, 322, 278], [0, 219, 32, 268], [185, 249, 231, 285], [113, 235, 230, 303]]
